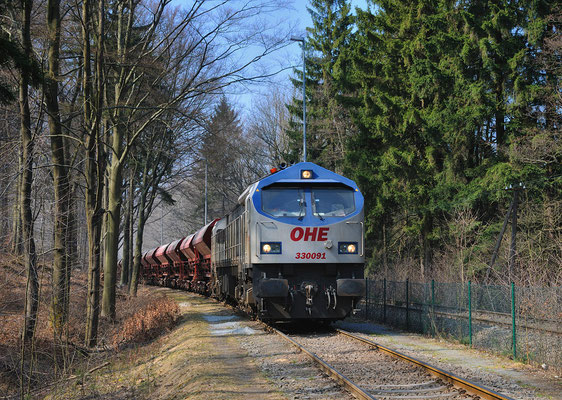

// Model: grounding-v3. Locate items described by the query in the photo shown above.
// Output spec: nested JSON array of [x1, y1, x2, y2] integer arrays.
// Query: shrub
[[112, 297, 180, 347]]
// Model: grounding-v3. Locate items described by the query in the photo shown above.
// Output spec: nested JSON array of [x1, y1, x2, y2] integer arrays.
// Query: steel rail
[[336, 328, 515, 400], [270, 327, 377, 400]]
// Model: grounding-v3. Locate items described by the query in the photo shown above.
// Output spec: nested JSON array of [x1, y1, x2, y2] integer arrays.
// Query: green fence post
[[468, 280, 472, 347], [431, 279, 435, 336], [431, 279, 437, 336], [406, 278, 410, 330], [383, 278, 387, 323], [365, 278, 369, 320], [511, 282, 516, 360]]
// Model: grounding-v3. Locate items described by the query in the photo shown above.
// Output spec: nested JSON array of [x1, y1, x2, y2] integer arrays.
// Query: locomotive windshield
[[262, 187, 306, 217], [311, 188, 355, 217]]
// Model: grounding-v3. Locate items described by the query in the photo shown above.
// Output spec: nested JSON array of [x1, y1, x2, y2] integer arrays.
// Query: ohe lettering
[[290, 227, 329, 241]]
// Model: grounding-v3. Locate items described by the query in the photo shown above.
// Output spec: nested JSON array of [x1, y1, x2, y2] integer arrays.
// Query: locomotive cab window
[[311, 187, 355, 218], [262, 187, 306, 217]]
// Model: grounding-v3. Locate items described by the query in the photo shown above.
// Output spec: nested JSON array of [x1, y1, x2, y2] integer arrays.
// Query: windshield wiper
[[298, 200, 306, 221], [313, 199, 324, 220]]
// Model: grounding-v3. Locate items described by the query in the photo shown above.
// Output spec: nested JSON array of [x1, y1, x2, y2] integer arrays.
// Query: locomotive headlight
[[301, 170, 313, 179], [261, 242, 282, 254], [338, 242, 358, 254]]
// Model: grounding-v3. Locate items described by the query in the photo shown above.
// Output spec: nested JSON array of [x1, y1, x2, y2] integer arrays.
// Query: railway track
[[270, 326, 515, 400]]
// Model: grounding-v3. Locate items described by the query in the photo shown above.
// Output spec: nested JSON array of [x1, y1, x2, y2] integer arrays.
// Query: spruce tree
[[286, 0, 354, 171], [344, 0, 558, 279]]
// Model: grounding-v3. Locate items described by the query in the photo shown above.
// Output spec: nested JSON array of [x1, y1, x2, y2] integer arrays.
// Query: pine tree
[[344, 0, 559, 279]]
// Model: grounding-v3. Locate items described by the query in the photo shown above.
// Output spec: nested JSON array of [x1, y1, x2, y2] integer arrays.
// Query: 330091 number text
[[295, 252, 326, 260]]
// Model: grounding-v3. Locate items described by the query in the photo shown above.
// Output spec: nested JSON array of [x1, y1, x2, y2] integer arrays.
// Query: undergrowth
[[112, 296, 180, 347], [0, 252, 180, 398]]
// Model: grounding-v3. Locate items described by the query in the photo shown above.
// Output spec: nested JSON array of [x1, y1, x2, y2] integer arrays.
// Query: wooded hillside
[[0, 0, 288, 395]]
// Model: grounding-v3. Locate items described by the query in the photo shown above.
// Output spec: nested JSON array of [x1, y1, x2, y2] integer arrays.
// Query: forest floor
[[0, 254, 178, 399], [42, 286, 562, 400]]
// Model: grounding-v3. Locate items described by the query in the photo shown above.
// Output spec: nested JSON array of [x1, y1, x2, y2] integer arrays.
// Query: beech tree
[[18, 0, 39, 344], [82, 0, 105, 347], [45, 0, 72, 333]]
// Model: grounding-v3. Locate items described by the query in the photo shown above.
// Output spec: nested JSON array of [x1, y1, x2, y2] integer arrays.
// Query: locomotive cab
[[215, 162, 366, 321], [139, 161, 366, 323]]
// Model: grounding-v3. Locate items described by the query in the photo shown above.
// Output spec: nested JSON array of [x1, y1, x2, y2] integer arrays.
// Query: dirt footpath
[[48, 288, 284, 400], [48, 287, 352, 400]]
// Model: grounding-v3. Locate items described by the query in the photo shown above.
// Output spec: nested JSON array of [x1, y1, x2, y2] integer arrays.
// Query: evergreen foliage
[[191, 96, 262, 223], [286, 0, 354, 171], [288, 0, 560, 282]]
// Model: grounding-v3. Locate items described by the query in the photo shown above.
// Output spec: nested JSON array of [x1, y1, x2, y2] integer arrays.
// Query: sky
[[232, 0, 369, 116], [171, 0, 370, 118]]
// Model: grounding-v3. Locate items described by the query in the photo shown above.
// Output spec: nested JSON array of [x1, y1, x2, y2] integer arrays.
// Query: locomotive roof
[[258, 162, 359, 191]]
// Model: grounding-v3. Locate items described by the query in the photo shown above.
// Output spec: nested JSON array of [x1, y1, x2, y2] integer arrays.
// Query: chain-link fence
[[364, 279, 562, 371]]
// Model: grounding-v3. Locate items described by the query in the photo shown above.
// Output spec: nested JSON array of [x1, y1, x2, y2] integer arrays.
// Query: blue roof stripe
[[252, 162, 364, 226]]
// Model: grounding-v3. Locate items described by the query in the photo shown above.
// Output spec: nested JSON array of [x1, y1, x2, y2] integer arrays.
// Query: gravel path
[[239, 321, 355, 399], [286, 331, 473, 399], [335, 320, 562, 399]]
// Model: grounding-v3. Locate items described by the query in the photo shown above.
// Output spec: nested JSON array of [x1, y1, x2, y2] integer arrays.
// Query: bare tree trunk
[[102, 154, 122, 319], [19, 0, 38, 343], [67, 182, 78, 272], [11, 150, 22, 254], [127, 170, 134, 284], [420, 214, 432, 281], [64, 180, 77, 318], [120, 178, 130, 286], [85, 198, 102, 347], [382, 222, 388, 279], [102, 0, 129, 319], [45, 0, 70, 333], [0, 162, 8, 240], [129, 197, 146, 297], [129, 150, 169, 296], [84, 0, 105, 347]]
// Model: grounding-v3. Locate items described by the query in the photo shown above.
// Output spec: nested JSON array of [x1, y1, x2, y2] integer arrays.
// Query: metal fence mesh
[[364, 279, 562, 370]]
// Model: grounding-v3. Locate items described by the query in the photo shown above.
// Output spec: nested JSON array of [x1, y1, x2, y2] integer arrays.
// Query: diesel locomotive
[[139, 162, 366, 321]]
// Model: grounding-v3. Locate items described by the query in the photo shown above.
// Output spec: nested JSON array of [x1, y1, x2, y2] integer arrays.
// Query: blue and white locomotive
[[211, 162, 366, 321]]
